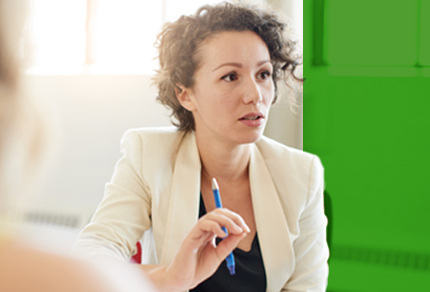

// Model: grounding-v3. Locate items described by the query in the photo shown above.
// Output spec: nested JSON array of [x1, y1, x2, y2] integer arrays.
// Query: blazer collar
[[160, 131, 201, 265], [250, 143, 294, 292], [161, 134, 294, 291]]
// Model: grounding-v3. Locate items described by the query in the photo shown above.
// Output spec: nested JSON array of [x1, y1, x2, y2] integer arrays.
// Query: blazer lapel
[[159, 136, 294, 291], [160, 131, 201, 265], [250, 144, 294, 292]]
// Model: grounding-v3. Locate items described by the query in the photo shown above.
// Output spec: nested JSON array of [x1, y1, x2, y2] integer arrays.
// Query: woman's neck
[[195, 131, 251, 184]]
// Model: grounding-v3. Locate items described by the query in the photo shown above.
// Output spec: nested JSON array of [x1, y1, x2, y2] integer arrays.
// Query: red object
[[130, 241, 142, 264]]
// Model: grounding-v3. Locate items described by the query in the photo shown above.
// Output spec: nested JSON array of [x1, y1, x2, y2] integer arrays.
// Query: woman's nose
[[242, 78, 263, 104]]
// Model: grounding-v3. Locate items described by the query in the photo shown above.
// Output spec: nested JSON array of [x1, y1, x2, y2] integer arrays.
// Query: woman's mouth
[[240, 116, 261, 120], [239, 113, 265, 127]]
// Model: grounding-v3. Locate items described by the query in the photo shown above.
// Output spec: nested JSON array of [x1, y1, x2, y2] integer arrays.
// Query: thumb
[[214, 233, 247, 260]]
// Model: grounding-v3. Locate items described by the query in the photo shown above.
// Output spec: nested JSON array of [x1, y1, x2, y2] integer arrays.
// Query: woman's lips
[[239, 114, 264, 127]]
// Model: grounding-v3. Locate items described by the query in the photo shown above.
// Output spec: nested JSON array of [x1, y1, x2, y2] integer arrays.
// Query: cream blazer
[[74, 127, 329, 292]]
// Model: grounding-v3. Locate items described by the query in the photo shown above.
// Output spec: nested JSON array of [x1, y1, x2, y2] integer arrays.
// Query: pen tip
[[212, 178, 219, 190]]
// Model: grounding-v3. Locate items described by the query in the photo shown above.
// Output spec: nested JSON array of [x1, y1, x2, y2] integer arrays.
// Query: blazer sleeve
[[73, 130, 152, 261], [282, 156, 329, 292]]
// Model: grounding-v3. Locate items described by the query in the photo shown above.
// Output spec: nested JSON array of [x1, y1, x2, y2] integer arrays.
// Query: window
[[25, 0, 266, 75], [25, 0, 87, 74]]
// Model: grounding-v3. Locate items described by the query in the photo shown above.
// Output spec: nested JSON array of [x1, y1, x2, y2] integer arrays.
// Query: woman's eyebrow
[[212, 62, 243, 72], [212, 60, 272, 72], [258, 60, 271, 66]]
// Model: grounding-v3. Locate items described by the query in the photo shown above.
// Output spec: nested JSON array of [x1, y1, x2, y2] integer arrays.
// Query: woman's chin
[[233, 130, 265, 145]]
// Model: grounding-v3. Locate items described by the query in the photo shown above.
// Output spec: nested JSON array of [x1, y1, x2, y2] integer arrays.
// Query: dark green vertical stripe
[[312, 0, 325, 66]]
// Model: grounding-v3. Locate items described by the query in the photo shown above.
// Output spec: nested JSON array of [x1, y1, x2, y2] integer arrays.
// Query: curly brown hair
[[153, 1, 302, 132]]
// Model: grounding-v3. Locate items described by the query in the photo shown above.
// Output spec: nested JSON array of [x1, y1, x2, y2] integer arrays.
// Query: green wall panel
[[324, 0, 418, 66], [419, 0, 430, 65], [304, 1, 430, 290]]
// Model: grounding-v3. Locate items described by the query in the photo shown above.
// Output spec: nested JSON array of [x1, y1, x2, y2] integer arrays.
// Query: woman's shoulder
[[120, 126, 186, 154], [117, 127, 191, 176], [122, 126, 183, 142], [256, 136, 324, 203], [257, 135, 321, 166], [256, 135, 323, 185]]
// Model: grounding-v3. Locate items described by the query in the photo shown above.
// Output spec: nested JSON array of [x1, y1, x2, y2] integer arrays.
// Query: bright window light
[[25, 0, 269, 75], [164, 0, 223, 23], [26, 0, 87, 74], [90, 0, 162, 75]]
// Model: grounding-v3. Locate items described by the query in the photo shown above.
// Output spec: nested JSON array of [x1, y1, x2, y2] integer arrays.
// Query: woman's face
[[178, 30, 275, 147]]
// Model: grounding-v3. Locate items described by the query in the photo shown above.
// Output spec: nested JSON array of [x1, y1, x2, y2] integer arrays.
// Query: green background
[[303, 0, 430, 290]]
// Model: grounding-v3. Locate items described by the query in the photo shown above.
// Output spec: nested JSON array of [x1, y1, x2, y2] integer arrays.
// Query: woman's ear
[[175, 85, 197, 112]]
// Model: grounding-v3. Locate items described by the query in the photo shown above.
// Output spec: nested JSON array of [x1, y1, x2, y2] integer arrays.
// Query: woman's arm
[[73, 130, 250, 291], [73, 130, 156, 261], [76, 204, 249, 292]]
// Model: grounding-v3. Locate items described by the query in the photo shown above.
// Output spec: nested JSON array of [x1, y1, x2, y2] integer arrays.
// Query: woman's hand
[[147, 208, 250, 292]]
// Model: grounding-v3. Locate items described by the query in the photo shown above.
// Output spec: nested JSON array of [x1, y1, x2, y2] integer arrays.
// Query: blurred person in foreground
[[74, 2, 329, 292], [0, 1, 158, 291]]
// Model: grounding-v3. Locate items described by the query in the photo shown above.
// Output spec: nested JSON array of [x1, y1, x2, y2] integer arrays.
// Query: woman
[[0, 0, 157, 291], [74, 2, 329, 292]]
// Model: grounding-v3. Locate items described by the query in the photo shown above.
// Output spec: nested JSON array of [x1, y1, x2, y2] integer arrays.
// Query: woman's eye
[[258, 70, 271, 80], [221, 73, 238, 82]]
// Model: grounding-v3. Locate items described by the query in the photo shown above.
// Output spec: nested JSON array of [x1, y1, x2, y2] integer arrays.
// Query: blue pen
[[212, 177, 236, 275]]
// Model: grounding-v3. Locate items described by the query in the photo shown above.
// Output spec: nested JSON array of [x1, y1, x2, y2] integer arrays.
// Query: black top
[[190, 195, 267, 292]]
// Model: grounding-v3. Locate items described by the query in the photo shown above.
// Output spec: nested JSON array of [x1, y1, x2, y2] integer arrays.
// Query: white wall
[[22, 75, 171, 221], [264, 0, 303, 150]]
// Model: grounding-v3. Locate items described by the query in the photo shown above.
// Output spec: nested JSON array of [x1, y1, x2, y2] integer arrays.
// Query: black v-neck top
[[190, 195, 267, 292]]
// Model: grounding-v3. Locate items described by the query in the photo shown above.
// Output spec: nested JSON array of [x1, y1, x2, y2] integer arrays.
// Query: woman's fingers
[[214, 232, 247, 259], [185, 208, 249, 250], [166, 208, 250, 290], [193, 219, 228, 239], [203, 208, 250, 234]]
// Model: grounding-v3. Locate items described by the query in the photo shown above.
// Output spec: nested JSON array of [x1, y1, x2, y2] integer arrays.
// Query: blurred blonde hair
[[0, 0, 51, 219], [0, 10, 157, 292]]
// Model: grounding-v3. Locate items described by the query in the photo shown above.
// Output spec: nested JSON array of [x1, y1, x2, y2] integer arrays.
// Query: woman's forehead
[[196, 31, 271, 70]]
